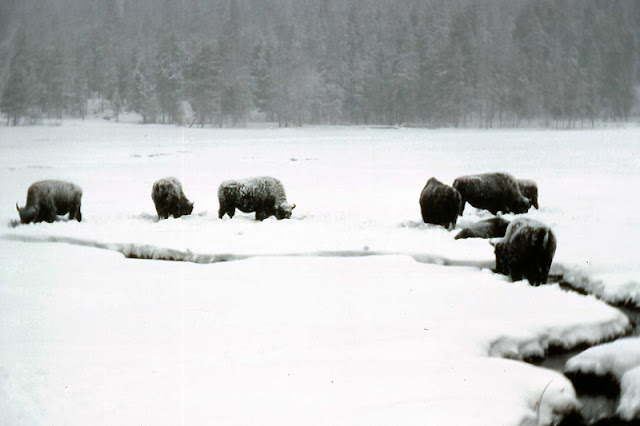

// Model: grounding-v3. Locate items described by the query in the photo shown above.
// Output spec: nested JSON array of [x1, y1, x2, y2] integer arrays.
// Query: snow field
[[3, 122, 640, 302], [0, 240, 624, 425], [2, 121, 640, 424]]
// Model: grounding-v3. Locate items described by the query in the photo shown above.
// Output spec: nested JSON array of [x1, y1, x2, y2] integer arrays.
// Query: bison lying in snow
[[152, 177, 194, 220], [454, 217, 510, 240], [516, 179, 539, 209], [16, 180, 83, 224], [453, 172, 531, 215], [218, 176, 295, 221], [419, 177, 461, 229], [493, 218, 557, 286]]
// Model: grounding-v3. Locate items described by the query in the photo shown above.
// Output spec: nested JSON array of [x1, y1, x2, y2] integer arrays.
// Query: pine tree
[[112, 87, 122, 121], [131, 57, 157, 123], [155, 32, 183, 123], [185, 42, 219, 127], [1, 27, 32, 125], [251, 40, 276, 121]]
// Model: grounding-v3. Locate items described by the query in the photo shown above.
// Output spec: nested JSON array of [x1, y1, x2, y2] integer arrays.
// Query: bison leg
[[218, 206, 235, 219], [509, 267, 524, 283], [255, 210, 269, 221], [69, 204, 82, 222], [156, 208, 169, 220]]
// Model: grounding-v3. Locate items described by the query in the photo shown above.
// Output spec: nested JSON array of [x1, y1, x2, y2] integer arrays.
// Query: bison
[[16, 180, 83, 224], [493, 217, 557, 286], [419, 177, 462, 229], [452, 172, 531, 215], [454, 217, 510, 240], [218, 176, 296, 221], [151, 177, 194, 220], [516, 179, 539, 209]]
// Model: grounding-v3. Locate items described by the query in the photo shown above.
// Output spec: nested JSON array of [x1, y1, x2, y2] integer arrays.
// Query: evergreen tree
[[131, 57, 157, 123], [185, 42, 219, 127], [112, 87, 122, 121], [155, 32, 183, 123], [1, 27, 31, 125], [251, 40, 276, 121]]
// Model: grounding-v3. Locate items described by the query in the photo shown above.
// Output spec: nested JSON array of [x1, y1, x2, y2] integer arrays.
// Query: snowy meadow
[[1, 120, 640, 425]]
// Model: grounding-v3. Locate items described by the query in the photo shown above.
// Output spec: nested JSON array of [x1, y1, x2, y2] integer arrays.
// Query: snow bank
[[618, 366, 640, 421], [564, 337, 640, 380], [564, 338, 640, 422], [0, 238, 631, 425]]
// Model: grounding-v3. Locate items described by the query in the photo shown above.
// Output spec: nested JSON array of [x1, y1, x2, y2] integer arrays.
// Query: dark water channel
[[537, 278, 640, 426]]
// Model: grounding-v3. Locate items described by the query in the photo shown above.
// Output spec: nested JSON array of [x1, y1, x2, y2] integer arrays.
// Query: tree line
[[0, 0, 638, 127]]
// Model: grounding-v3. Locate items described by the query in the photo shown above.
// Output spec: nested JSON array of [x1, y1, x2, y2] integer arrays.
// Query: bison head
[[16, 203, 37, 224], [492, 240, 508, 275], [275, 202, 296, 220], [179, 200, 194, 217]]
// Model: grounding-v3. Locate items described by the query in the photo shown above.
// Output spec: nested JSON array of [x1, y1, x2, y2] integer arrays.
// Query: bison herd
[[16, 171, 556, 286], [420, 172, 555, 285]]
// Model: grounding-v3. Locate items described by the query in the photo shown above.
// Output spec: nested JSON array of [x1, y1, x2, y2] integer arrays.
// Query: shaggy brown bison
[[151, 177, 194, 219], [218, 176, 295, 221], [16, 180, 83, 223], [493, 218, 557, 286], [452, 172, 531, 215], [516, 179, 539, 209], [454, 217, 510, 240], [419, 177, 462, 229]]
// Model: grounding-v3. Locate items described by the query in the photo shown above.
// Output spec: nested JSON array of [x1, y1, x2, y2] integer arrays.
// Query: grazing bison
[[16, 180, 83, 224], [452, 172, 531, 215], [419, 177, 462, 229], [218, 176, 295, 221], [493, 218, 557, 286], [454, 217, 510, 240], [516, 179, 539, 209], [151, 177, 194, 219]]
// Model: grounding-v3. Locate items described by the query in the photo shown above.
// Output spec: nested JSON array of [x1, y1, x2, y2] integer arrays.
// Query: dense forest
[[0, 0, 638, 127]]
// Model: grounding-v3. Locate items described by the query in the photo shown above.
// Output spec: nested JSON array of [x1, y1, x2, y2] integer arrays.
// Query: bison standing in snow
[[16, 180, 83, 223], [516, 179, 539, 210], [151, 177, 194, 220], [454, 217, 510, 240], [493, 217, 557, 286], [419, 177, 461, 229], [218, 176, 295, 221], [452, 172, 531, 215]]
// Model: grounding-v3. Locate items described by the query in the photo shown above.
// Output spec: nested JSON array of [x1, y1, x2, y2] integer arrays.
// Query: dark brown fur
[[453, 172, 531, 215], [17, 180, 83, 223], [516, 179, 539, 209], [454, 217, 510, 240], [151, 177, 194, 220], [493, 218, 557, 286], [419, 177, 461, 229], [218, 176, 295, 221]]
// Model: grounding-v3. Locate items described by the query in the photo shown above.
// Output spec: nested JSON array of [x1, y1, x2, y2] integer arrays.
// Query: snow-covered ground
[[1, 120, 640, 424]]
